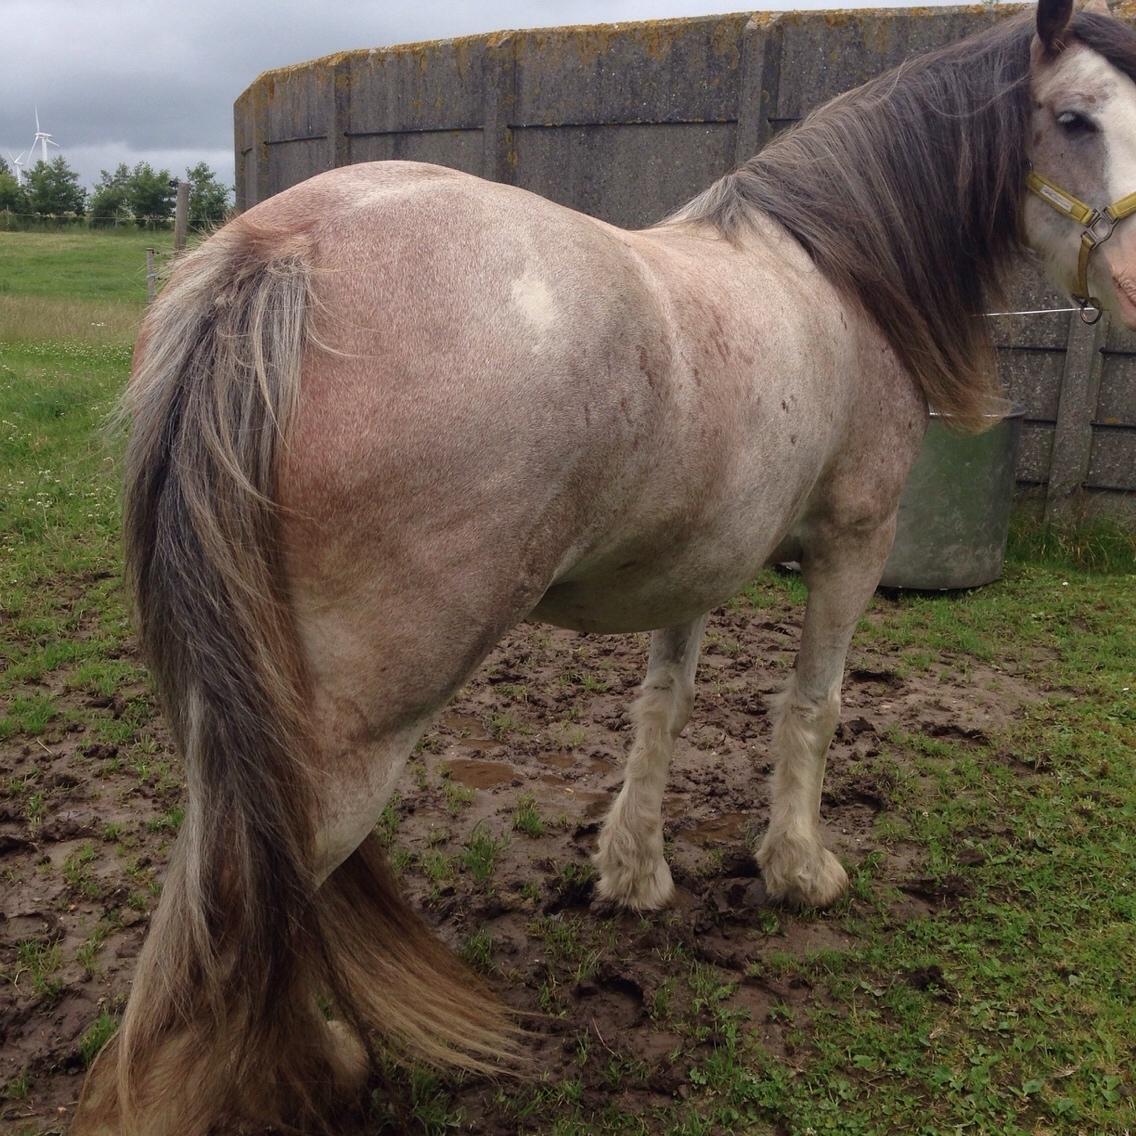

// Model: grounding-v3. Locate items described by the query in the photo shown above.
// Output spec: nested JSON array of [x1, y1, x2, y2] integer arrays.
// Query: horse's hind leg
[[757, 522, 896, 908], [595, 616, 707, 910]]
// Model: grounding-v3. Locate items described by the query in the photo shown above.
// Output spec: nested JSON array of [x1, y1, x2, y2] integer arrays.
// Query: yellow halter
[[1026, 169, 1136, 324]]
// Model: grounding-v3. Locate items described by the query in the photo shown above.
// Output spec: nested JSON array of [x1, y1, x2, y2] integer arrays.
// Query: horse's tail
[[80, 220, 518, 1135]]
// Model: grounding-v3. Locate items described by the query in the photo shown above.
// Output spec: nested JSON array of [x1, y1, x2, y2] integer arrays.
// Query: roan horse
[[76, 0, 1136, 1131]]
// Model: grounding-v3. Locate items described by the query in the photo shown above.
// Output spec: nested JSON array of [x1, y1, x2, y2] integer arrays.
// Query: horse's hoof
[[593, 856, 675, 913], [756, 842, 848, 909]]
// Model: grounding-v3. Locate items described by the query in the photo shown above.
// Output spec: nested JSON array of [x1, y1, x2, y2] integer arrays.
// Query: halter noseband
[[1027, 169, 1136, 324]]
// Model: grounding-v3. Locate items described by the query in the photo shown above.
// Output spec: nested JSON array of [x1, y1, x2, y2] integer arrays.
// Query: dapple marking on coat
[[73, 1, 1136, 1132]]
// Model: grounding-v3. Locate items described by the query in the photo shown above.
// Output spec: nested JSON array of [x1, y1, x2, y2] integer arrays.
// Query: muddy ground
[[0, 582, 1035, 1134]]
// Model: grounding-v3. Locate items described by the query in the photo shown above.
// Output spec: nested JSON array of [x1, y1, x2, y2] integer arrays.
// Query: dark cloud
[[1, 0, 952, 191]]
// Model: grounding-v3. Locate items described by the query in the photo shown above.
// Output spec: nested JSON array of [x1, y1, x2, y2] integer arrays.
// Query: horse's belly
[[531, 537, 777, 634]]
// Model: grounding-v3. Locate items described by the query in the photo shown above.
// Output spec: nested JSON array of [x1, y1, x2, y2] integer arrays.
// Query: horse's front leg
[[757, 521, 897, 908], [595, 615, 708, 910]]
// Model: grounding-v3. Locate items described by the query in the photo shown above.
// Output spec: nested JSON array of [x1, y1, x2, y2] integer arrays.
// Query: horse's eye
[[1056, 110, 1098, 134]]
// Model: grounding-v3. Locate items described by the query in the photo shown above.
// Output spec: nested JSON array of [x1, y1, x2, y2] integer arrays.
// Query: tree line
[[0, 155, 231, 229]]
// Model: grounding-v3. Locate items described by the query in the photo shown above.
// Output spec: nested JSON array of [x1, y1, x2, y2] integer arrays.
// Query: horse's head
[[1025, 0, 1136, 324]]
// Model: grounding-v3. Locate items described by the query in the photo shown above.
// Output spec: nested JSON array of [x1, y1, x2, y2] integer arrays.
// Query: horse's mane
[[666, 12, 1136, 431]]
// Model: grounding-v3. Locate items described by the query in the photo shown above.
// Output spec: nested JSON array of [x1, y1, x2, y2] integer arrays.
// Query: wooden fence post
[[146, 248, 157, 304], [174, 180, 190, 252]]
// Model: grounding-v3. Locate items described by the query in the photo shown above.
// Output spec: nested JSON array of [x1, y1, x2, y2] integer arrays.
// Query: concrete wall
[[233, 4, 1136, 520]]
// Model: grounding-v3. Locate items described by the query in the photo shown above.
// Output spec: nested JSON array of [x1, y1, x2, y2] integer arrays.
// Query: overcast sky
[[1, 0, 959, 194]]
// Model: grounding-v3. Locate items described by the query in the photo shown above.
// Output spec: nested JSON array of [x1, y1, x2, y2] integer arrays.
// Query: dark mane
[[1072, 9, 1136, 80], [668, 15, 1046, 431]]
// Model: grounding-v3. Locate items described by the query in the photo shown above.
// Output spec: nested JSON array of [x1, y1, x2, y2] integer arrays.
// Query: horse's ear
[[1037, 0, 1074, 53]]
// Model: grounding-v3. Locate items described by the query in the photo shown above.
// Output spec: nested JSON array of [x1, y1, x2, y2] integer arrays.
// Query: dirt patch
[[0, 589, 1037, 1133]]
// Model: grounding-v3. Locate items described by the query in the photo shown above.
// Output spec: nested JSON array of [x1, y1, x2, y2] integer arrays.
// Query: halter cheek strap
[[1026, 169, 1136, 324]]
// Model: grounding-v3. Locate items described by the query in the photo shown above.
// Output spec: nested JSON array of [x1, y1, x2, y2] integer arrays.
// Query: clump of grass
[[78, 1010, 118, 1067], [14, 940, 63, 1000], [76, 923, 111, 975], [63, 842, 101, 899], [461, 822, 505, 885], [552, 720, 587, 749], [1, 1071, 30, 1101], [459, 929, 494, 973], [442, 778, 475, 816], [145, 806, 184, 834], [375, 795, 401, 846], [489, 711, 520, 739], [420, 850, 454, 885], [512, 793, 545, 837]]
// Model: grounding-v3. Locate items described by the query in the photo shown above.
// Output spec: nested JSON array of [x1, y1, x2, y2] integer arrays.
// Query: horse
[[75, 0, 1136, 1131]]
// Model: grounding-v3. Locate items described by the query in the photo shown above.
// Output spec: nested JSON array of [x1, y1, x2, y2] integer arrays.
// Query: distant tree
[[185, 161, 231, 229], [127, 162, 175, 227], [89, 163, 134, 227], [0, 159, 27, 213], [24, 156, 86, 216]]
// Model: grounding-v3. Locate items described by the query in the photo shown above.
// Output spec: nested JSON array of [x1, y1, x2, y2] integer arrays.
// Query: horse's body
[[274, 161, 920, 872], [76, 2, 1136, 1133]]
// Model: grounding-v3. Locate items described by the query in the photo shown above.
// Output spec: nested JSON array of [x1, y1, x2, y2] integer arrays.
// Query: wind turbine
[[29, 108, 59, 166], [7, 151, 27, 185]]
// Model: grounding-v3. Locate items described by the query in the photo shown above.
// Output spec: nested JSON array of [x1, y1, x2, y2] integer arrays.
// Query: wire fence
[[0, 208, 227, 231], [2, 208, 181, 227]]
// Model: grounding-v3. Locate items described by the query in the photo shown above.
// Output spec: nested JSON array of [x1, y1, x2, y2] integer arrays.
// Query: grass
[[78, 1011, 118, 1068], [512, 793, 546, 837], [461, 823, 506, 886], [0, 230, 172, 346], [2, 230, 1135, 1134]]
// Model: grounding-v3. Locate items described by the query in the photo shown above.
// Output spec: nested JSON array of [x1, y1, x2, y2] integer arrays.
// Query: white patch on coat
[[510, 274, 557, 332]]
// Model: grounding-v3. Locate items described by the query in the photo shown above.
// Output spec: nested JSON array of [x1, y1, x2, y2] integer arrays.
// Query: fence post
[[482, 33, 517, 186], [174, 180, 190, 252], [146, 248, 158, 304], [1044, 311, 1109, 523], [736, 14, 785, 166]]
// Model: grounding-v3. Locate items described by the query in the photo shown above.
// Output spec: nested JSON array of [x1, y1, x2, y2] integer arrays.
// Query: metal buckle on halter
[[1084, 211, 1117, 249]]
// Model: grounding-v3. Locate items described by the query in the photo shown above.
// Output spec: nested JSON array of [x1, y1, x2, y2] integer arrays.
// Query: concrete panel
[[1097, 354, 1136, 426], [1016, 421, 1055, 485], [987, 309, 1069, 350], [237, 149, 256, 210], [347, 130, 484, 175], [511, 16, 749, 126], [772, 7, 1005, 120], [990, 262, 1072, 343], [266, 138, 333, 197], [1087, 428, 1136, 490], [995, 348, 1063, 422], [264, 65, 333, 141], [512, 122, 736, 229], [1104, 318, 1136, 352], [347, 38, 486, 134]]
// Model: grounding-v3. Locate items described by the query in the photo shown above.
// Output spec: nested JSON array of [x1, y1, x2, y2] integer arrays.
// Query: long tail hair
[[77, 219, 518, 1135]]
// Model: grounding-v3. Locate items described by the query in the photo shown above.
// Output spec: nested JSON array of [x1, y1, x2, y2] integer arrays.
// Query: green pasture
[[1, 230, 1134, 1135], [0, 230, 171, 346]]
